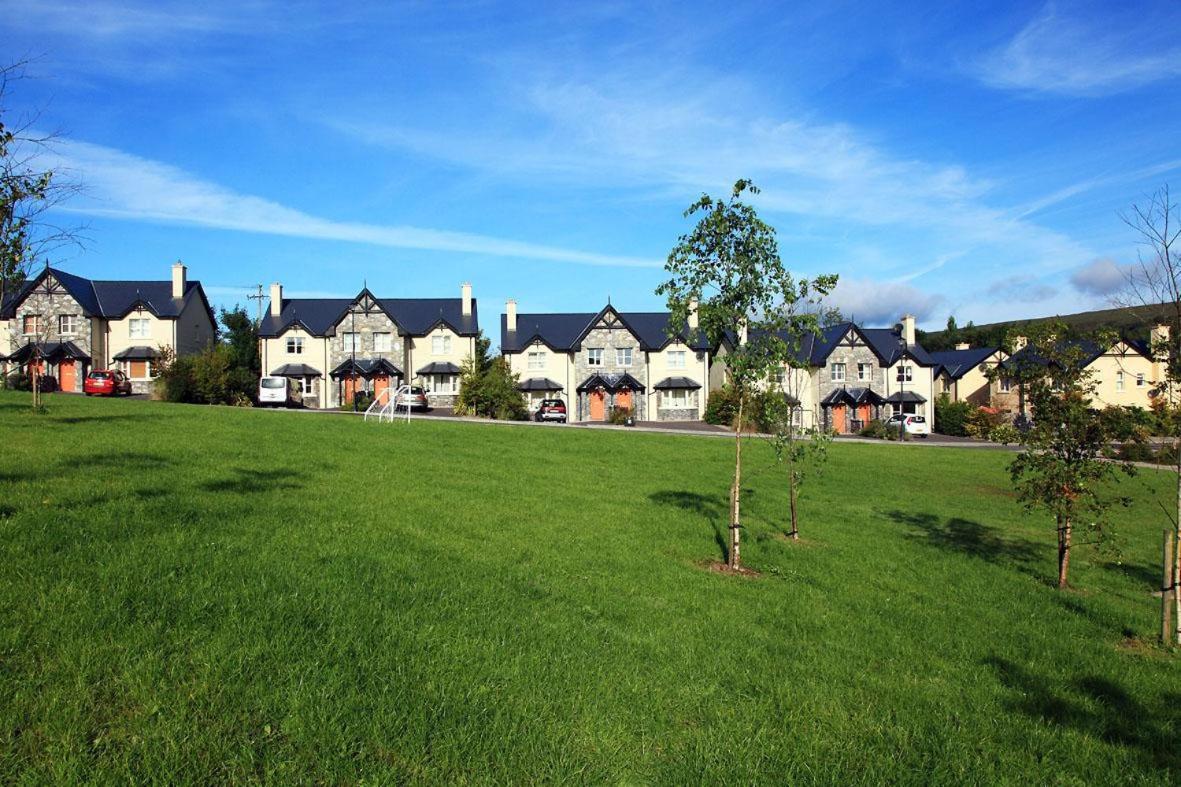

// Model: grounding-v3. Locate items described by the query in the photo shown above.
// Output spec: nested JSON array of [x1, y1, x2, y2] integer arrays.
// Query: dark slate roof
[[740, 322, 938, 368], [7, 340, 91, 363], [416, 361, 461, 375], [1, 267, 214, 324], [112, 346, 161, 360], [930, 347, 1001, 380], [885, 391, 927, 403], [1003, 336, 1153, 372], [258, 293, 479, 338], [820, 386, 886, 407], [518, 377, 564, 391], [330, 358, 404, 379], [653, 376, 702, 390], [270, 363, 322, 377], [500, 305, 712, 354], [576, 372, 645, 392]]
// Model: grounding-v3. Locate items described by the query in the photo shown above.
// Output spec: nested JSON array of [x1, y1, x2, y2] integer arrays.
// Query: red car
[[84, 369, 133, 396], [534, 398, 567, 423]]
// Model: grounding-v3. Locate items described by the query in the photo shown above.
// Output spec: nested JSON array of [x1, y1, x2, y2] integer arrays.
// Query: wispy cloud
[[973, 4, 1181, 96], [1069, 257, 1129, 296], [48, 139, 660, 269], [828, 278, 944, 324]]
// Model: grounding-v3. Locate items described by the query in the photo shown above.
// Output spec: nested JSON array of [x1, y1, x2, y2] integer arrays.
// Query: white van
[[258, 376, 301, 407]]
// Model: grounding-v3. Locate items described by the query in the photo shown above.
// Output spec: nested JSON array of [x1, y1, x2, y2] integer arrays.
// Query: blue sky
[[4, 0, 1180, 333]]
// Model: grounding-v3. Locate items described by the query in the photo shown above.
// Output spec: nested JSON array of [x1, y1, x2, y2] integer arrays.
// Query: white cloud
[[48, 138, 661, 269], [974, 5, 1181, 95], [984, 274, 1057, 303], [827, 278, 944, 326], [1070, 257, 1128, 296]]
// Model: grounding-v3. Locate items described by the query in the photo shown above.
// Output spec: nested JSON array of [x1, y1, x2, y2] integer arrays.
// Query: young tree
[[765, 385, 832, 541], [1007, 324, 1134, 589], [455, 332, 527, 420], [659, 179, 837, 569], [1117, 184, 1181, 643]]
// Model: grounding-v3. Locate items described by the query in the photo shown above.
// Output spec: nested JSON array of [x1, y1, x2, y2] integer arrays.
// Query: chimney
[[738, 320, 749, 346], [270, 282, 283, 317], [1151, 323, 1171, 353], [171, 260, 187, 299], [506, 299, 517, 332], [1012, 335, 1028, 351], [901, 314, 916, 347], [955, 342, 970, 351], [688, 297, 699, 330], [461, 282, 472, 317]]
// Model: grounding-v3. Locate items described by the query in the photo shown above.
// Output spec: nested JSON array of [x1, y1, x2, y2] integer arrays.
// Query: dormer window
[[432, 335, 451, 354], [896, 365, 913, 382], [129, 318, 150, 338], [667, 350, 686, 369], [286, 336, 304, 354]]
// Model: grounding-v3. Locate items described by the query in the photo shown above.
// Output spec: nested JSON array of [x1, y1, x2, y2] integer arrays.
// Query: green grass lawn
[[1, 391, 1178, 783]]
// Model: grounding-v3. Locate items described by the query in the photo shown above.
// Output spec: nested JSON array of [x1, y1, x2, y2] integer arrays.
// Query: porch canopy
[[9, 341, 91, 364], [270, 363, 322, 377], [112, 345, 159, 361], [416, 361, 461, 376], [884, 391, 926, 404], [820, 386, 885, 407], [577, 372, 646, 393], [330, 358, 403, 379], [518, 377, 563, 392], [653, 376, 702, 390]]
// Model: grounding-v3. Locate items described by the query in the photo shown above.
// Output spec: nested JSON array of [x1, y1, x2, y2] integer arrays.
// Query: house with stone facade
[[1, 262, 216, 393], [713, 315, 938, 434], [500, 300, 712, 422], [257, 282, 479, 409]]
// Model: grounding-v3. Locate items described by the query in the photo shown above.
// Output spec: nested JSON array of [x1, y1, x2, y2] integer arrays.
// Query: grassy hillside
[[920, 302, 1174, 351], [0, 391, 1178, 782]]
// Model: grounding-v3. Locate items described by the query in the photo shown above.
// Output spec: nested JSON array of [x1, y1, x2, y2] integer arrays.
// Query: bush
[[704, 385, 786, 432], [609, 406, 633, 425], [158, 344, 257, 406], [964, 407, 1004, 438], [934, 393, 973, 436], [989, 424, 1020, 445], [859, 419, 890, 439]]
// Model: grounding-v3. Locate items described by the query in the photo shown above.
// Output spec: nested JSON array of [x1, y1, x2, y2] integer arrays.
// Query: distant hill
[[918, 302, 1175, 352]]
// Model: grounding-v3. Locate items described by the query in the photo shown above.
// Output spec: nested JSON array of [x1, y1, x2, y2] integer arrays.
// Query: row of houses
[[2, 263, 1172, 429]]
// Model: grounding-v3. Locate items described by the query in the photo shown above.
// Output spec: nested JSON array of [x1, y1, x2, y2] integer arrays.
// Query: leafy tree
[[220, 305, 258, 374], [659, 179, 837, 569], [1007, 324, 1134, 589], [764, 390, 831, 541], [455, 332, 527, 420]]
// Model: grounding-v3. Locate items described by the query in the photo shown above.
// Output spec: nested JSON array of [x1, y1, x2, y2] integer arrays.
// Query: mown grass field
[[1, 390, 1178, 783]]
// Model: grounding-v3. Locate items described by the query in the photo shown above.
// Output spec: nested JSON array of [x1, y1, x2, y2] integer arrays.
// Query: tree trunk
[[1057, 514, 1072, 589], [788, 470, 799, 541], [1163, 529, 1174, 645], [729, 395, 744, 569], [1174, 439, 1181, 644], [31, 364, 39, 409]]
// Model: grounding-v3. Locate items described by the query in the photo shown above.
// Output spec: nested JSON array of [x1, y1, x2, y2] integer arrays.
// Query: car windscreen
[[89, 372, 112, 379], [260, 378, 286, 389]]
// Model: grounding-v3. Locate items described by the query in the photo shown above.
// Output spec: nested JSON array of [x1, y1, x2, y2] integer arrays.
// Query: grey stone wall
[[656, 389, 699, 421], [816, 344, 882, 402], [8, 279, 91, 392], [327, 308, 405, 408], [572, 323, 648, 421]]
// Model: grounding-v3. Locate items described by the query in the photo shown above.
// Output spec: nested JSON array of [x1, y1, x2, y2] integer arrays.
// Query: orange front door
[[373, 375, 389, 401], [615, 389, 633, 413], [343, 376, 359, 404], [589, 391, 606, 421], [831, 405, 846, 434], [59, 360, 76, 391], [857, 404, 870, 424]]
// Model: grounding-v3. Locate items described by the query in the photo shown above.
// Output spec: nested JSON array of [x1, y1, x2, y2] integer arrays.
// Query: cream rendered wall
[[645, 342, 709, 419], [0, 319, 10, 357], [260, 327, 331, 408], [883, 358, 936, 416], [1088, 346, 1158, 409], [104, 311, 174, 373], [407, 326, 475, 382], [946, 352, 1005, 406], [175, 295, 216, 355], [509, 343, 576, 409]]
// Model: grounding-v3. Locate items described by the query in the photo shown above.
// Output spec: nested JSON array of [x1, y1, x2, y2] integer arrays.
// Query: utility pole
[[246, 284, 265, 327]]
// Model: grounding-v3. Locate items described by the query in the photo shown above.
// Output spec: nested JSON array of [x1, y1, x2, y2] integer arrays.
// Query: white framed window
[[129, 318, 150, 339], [896, 365, 913, 382], [373, 332, 392, 353], [999, 378, 1012, 393], [58, 314, 80, 334], [668, 350, 686, 369], [432, 335, 451, 355], [527, 351, 545, 370], [341, 332, 360, 352], [430, 374, 457, 393], [286, 336, 304, 354], [857, 363, 871, 381], [664, 389, 692, 408], [1137, 373, 1145, 388], [616, 347, 633, 366], [299, 376, 315, 395], [1116, 371, 1125, 391], [830, 362, 846, 382], [587, 348, 603, 366]]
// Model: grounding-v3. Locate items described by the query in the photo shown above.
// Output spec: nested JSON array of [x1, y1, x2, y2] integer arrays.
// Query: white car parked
[[258, 376, 302, 408], [885, 413, 930, 437]]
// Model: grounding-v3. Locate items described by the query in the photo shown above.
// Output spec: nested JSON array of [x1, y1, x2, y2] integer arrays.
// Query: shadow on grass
[[886, 510, 1043, 573], [202, 467, 305, 494], [986, 656, 1181, 770], [53, 413, 162, 425], [649, 490, 729, 563], [65, 451, 175, 471], [1103, 561, 1162, 590]]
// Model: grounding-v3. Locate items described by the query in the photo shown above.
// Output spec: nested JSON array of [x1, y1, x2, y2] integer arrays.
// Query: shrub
[[933, 393, 972, 436], [704, 385, 785, 432], [964, 406, 1004, 438], [609, 406, 632, 425], [989, 424, 1020, 445], [859, 419, 890, 439]]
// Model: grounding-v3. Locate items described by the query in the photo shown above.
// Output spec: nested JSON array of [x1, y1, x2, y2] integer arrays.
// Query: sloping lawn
[[0, 391, 1177, 783]]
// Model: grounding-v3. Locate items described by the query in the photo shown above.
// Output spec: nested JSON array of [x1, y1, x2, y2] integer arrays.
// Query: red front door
[[589, 391, 606, 421], [373, 375, 389, 401], [831, 405, 847, 434], [343, 376, 359, 405], [59, 360, 76, 392], [615, 389, 633, 413]]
